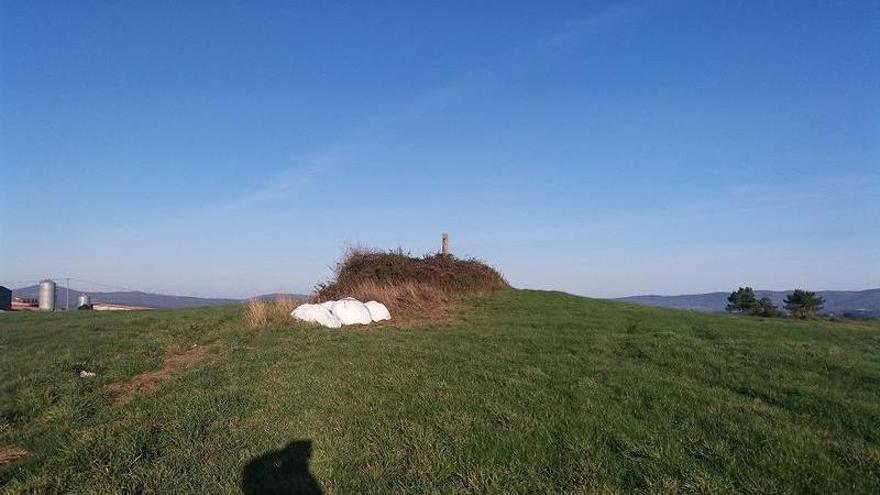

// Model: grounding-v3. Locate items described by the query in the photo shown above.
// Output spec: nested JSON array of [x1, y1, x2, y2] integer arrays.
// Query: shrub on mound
[[313, 248, 507, 313]]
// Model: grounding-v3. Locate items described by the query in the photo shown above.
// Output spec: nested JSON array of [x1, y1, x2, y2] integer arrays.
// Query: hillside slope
[[2, 290, 878, 493]]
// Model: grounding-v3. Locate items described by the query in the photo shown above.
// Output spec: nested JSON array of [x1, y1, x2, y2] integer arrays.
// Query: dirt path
[[105, 345, 210, 405]]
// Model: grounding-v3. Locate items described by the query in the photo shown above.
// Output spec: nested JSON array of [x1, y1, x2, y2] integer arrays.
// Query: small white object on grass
[[330, 298, 373, 325], [364, 301, 391, 322], [291, 304, 342, 329], [79, 370, 96, 378]]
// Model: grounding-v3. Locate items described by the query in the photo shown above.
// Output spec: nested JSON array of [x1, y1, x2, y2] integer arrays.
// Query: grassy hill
[[1, 290, 879, 493]]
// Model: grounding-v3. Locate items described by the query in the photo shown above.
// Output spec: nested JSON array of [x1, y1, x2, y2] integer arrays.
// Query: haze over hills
[[10, 285, 307, 309], [251, 293, 310, 302], [617, 289, 880, 318], [11, 283, 879, 318]]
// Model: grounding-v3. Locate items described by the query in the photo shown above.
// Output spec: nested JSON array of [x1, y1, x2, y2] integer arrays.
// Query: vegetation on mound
[[312, 248, 508, 313], [242, 248, 507, 327]]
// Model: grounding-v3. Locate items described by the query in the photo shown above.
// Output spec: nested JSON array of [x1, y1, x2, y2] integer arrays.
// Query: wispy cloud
[[223, 0, 674, 212], [539, 0, 668, 48], [220, 73, 495, 211], [226, 150, 343, 209]]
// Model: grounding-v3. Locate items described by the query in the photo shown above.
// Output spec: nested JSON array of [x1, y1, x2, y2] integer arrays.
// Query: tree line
[[726, 287, 825, 319]]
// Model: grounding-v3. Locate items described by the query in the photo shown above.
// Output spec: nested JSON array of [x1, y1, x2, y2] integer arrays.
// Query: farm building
[[0, 286, 11, 311], [12, 297, 38, 310]]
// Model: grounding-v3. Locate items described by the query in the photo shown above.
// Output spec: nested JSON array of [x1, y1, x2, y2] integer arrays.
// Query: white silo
[[39, 279, 56, 311]]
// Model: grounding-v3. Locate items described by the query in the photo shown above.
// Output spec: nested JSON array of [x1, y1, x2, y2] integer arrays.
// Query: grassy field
[[1, 289, 879, 493]]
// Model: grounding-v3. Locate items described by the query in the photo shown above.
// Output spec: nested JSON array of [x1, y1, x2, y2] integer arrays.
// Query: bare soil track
[[105, 345, 211, 405]]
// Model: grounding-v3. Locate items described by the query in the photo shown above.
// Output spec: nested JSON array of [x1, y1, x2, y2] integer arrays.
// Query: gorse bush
[[313, 248, 508, 313], [324, 248, 508, 293]]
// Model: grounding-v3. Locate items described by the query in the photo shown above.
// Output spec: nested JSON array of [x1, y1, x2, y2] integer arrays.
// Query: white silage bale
[[291, 303, 342, 329], [364, 301, 391, 322], [330, 298, 373, 325]]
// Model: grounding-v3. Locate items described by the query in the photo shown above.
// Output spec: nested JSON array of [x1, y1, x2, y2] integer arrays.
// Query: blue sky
[[1, 0, 878, 298]]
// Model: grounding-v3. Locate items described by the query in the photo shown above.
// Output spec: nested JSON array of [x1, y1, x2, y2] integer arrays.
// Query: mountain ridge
[[616, 288, 880, 318], [10, 285, 307, 309]]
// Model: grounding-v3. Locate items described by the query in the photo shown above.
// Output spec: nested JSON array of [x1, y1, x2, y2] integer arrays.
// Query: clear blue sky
[[2, 1, 878, 298]]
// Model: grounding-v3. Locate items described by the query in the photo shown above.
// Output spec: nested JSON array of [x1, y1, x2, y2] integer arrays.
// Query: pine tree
[[783, 289, 824, 319], [752, 297, 781, 317], [726, 287, 757, 313]]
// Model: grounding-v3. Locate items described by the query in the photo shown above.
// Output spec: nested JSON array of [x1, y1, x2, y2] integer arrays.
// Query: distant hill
[[10, 285, 306, 309], [252, 293, 309, 302], [617, 289, 880, 319]]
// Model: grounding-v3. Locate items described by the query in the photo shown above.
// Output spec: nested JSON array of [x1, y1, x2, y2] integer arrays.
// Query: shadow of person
[[241, 440, 323, 494]]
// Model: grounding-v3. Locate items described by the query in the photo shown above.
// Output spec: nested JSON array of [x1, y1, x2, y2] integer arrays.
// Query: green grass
[[2, 289, 879, 493]]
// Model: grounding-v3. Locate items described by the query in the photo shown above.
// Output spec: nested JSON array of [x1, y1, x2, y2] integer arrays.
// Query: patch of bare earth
[[105, 345, 211, 405], [0, 446, 28, 466]]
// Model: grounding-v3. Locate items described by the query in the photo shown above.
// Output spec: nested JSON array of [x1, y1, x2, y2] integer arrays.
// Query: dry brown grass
[[244, 296, 298, 328], [0, 446, 28, 466], [104, 345, 211, 406], [311, 280, 451, 317]]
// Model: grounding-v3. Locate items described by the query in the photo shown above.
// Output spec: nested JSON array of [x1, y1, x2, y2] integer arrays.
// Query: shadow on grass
[[241, 440, 322, 494]]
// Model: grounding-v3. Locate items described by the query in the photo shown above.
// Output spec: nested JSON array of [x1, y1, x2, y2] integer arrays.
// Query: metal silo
[[77, 294, 91, 308], [39, 279, 56, 311]]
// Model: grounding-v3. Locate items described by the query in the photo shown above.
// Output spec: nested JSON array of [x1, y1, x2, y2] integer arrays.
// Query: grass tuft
[[244, 296, 298, 328]]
